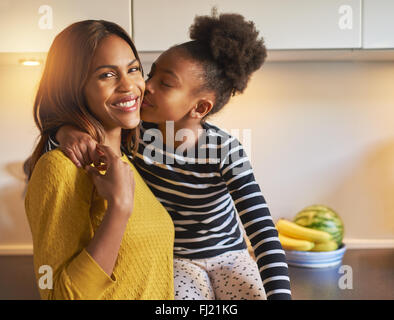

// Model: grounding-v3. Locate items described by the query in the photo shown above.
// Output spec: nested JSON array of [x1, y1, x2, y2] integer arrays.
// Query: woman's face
[[140, 48, 204, 125], [84, 34, 145, 132]]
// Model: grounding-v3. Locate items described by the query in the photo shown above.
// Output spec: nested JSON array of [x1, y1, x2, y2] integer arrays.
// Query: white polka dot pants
[[173, 249, 267, 300]]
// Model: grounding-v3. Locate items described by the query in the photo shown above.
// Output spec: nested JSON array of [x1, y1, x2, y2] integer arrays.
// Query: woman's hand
[[85, 144, 135, 217], [56, 125, 101, 168], [84, 145, 135, 276]]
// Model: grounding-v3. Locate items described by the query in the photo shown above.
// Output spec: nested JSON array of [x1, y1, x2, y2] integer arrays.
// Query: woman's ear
[[191, 99, 214, 119]]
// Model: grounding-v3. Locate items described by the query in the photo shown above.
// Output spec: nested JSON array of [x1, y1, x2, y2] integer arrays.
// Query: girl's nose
[[144, 77, 154, 94]]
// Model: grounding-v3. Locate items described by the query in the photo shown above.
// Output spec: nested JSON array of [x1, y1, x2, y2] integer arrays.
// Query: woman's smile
[[111, 95, 140, 112]]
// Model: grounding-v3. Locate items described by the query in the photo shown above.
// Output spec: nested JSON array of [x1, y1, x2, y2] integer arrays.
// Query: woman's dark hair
[[25, 20, 142, 178], [174, 11, 266, 119]]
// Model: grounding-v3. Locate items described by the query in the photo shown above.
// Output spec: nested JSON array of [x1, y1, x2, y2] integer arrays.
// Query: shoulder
[[140, 121, 159, 131], [203, 121, 242, 146], [30, 149, 91, 190], [33, 149, 78, 174]]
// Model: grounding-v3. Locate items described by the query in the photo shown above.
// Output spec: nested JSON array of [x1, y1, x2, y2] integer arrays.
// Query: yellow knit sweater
[[25, 149, 175, 300]]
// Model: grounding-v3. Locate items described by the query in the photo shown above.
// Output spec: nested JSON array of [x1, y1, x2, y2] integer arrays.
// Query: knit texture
[[25, 149, 175, 300]]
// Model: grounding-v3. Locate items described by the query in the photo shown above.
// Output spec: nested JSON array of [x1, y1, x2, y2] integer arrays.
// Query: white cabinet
[[363, 0, 394, 49], [0, 0, 131, 52], [133, 0, 362, 51]]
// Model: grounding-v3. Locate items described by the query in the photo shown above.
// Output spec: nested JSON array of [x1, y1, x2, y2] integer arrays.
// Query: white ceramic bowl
[[285, 244, 346, 268]]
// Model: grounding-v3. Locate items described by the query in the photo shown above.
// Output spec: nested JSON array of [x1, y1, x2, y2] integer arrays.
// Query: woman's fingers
[[84, 145, 135, 216], [95, 145, 119, 164], [84, 165, 104, 182], [90, 142, 102, 166], [93, 164, 108, 171]]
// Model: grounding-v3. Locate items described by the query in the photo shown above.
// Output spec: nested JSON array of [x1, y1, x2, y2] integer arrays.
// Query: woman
[[24, 20, 175, 300]]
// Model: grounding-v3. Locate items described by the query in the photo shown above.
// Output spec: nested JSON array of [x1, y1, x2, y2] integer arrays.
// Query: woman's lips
[[111, 97, 139, 112]]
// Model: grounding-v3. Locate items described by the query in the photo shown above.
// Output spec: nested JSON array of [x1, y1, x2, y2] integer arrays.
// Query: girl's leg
[[173, 257, 215, 300], [206, 249, 267, 300]]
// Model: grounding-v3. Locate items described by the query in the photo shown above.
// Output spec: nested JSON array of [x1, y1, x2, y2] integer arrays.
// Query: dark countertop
[[0, 248, 393, 300], [288, 248, 394, 300]]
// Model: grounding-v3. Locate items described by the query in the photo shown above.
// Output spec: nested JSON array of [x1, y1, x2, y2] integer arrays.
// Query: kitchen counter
[[0, 248, 392, 300], [288, 248, 394, 300]]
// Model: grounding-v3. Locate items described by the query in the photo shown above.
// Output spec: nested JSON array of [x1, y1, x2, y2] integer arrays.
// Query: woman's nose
[[118, 75, 134, 92]]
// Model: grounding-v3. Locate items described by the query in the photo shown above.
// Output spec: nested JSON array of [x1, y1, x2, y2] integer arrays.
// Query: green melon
[[294, 205, 344, 246]]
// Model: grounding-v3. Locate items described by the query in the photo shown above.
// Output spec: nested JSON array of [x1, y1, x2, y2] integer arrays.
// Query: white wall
[[209, 61, 394, 241], [0, 57, 43, 249], [0, 55, 393, 253]]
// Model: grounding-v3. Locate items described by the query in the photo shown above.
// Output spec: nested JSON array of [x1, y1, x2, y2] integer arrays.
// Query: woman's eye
[[99, 72, 115, 79], [128, 66, 140, 73]]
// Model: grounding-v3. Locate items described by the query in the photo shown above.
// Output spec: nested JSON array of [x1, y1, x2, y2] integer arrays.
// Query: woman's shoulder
[[31, 149, 89, 185], [35, 149, 77, 171]]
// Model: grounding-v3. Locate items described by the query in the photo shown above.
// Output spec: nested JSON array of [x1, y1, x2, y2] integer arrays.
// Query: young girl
[[52, 13, 292, 300], [24, 20, 175, 300]]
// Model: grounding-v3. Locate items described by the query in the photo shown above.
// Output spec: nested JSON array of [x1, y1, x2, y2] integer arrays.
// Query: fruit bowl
[[285, 244, 346, 268]]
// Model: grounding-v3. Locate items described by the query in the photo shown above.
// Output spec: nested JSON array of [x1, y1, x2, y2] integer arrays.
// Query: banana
[[278, 233, 315, 251], [276, 218, 332, 243], [310, 240, 338, 252]]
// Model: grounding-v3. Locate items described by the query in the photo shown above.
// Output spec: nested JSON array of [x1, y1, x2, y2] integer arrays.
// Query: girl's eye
[[161, 81, 172, 88]]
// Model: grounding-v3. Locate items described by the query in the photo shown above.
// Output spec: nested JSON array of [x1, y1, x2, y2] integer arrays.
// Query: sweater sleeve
[[219, 138, 292, 300], [25, 150, 116, 300]]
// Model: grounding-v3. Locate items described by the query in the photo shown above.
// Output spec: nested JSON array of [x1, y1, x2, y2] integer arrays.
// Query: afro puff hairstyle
[[174, 10, 267, 119]]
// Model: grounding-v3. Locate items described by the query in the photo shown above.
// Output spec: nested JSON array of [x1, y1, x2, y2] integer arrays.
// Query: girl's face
[[84, 34, 145, 132], [140, 48, 207, 125]]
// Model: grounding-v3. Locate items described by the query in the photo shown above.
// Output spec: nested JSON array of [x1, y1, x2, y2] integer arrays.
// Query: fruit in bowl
[[276, 205, 346, 268], [294, 205, 344, 247], [276, 205, 345, 251]]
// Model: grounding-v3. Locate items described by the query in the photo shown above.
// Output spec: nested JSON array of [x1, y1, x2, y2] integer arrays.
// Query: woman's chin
[[121, 118, 140, 130]]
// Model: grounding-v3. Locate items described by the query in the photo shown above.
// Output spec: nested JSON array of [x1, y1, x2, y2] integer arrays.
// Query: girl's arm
[[219, 138, 292, 300], [50, 125, 100, 168]]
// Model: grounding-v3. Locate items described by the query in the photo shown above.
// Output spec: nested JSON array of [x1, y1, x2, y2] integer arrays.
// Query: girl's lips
[[141, 98, 153, 108]]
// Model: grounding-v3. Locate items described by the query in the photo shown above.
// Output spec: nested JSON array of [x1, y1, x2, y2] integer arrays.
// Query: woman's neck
[[103, 127, 123, 157]]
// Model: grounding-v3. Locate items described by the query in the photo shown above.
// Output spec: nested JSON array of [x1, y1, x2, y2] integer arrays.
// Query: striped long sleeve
[[219, 135, 292, 300]]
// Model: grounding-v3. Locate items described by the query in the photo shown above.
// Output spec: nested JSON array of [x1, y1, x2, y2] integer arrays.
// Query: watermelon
[[293, 205, 344, 246]]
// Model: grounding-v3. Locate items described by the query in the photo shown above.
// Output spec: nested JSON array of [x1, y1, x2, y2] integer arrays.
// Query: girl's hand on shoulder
[[56, 125, 102, 168], [85, 144, 135, 218]]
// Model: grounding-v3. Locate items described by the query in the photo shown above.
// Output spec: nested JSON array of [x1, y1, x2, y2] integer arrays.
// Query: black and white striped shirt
[[132, 121, 291, 300]]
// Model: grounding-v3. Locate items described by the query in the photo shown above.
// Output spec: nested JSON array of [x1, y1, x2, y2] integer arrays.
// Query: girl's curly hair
[[174, 10, 267, 119]]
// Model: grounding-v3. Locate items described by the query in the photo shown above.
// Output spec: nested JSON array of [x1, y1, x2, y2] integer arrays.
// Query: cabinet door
[[133, 0, 361, 51], [363, 0, 394, 49], [0, 0, 131, 52]]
